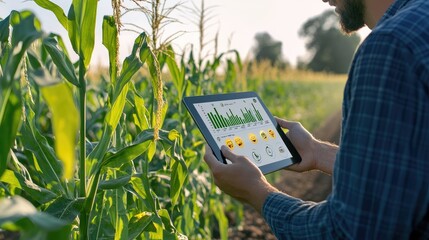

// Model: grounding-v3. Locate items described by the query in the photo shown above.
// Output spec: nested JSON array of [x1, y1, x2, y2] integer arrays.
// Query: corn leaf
[[102, 16, 118, 84], [0, 196, 71, 239], [42, 82, 79, 180], [145, 210, 177, 239], [7, 11, 43, 80], [33, 0, 68, 29], [132, 92, 151, 131], [107, 186, 128, 240], [86, 128, 153, 228], [113, 33, 147, 101], [10, 11, 42, 49], [28, 56, 63, 86], [211, 198, 228, 240], [130, 176, 156, 212], [147, 141, 156, 162], [139, 37, 150, 64], [88, 191, 113, 239], [106, 84, 128, 136], [170, 158, 187, 206], [99, 174, 131, 190], [165, 45, 186, 102], [21, 113, 64, 193], [72, 0, 98, 68], [0, 169, 57, 204], [0, 15, 10, 43], [102, 140, 151, 170], [66, 5, 79, 54], [225, 59, 236, 91], [128, 212, 156, 240], [166, 130, 187, 206], [87, 84, 129, 175], [230, 49, 243, 70], [42, 37, 79, 86], [44, 196, 84, 222], [157, 209, 175, 233], [26, 49, 42, 69], [114, 55, 142, 101], [1, 11, 42, 87], [0, 14, 37, 177], [0, 86, 21, 178]]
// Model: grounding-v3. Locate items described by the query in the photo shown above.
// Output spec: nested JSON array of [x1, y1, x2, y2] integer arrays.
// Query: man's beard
[[338, 0, 366, 34]]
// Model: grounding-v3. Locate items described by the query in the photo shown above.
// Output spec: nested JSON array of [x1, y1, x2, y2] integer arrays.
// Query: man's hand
[[203, 145, 279, 213], [276, 117, 337, 175]]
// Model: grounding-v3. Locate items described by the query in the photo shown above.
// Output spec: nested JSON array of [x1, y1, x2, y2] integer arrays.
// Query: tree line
[[252, 10, 361, 74]]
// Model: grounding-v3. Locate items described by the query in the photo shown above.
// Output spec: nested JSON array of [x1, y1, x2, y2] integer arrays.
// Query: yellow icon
[[225, 139, 234, 150], [249, 133, 257, 144], [268, 129, 275, 138], [234, 137, 244, 148], [260, 130, 268, 140]]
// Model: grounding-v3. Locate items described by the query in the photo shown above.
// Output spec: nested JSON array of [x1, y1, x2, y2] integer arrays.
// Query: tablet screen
[[192, 96, 294, 169]]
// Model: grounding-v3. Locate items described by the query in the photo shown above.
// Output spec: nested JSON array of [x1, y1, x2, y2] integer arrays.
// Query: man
[[203, 0, 429, 238]]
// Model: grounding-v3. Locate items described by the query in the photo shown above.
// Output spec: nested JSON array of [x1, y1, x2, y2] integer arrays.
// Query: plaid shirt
[[263, 0, 429, 239]]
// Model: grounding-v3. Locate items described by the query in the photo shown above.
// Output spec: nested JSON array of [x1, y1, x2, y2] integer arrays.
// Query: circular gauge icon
[[265, 145, 274, 157], [251, 150, 262, 162]]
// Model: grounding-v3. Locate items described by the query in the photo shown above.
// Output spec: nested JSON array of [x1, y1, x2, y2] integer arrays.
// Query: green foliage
[[0, 10, 42, 180], [0, 196, 71, 239], [0, 1, 245, 238], [0, 2, 345, 240], [42, 83, 78, 180]]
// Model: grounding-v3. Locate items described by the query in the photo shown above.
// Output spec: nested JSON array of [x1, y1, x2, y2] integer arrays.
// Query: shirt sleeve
[[263, 193, 346, 239], [262, 31, 429, 239]]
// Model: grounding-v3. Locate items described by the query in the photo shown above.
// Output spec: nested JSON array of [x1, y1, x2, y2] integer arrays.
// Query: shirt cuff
[[262, 192, 304, 237], [263, 192, 297, 217]]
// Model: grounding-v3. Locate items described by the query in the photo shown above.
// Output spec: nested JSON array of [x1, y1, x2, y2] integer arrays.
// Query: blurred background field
[[244, 66, 346, 132]]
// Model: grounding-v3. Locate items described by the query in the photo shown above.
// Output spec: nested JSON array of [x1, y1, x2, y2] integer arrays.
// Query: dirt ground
[[227, 110, 342, 239]]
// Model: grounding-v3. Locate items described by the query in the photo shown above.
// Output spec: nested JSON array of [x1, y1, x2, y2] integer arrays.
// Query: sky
[[0, 0, 370, 67]]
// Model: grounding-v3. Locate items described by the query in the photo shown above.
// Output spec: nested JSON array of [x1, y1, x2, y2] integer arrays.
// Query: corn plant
[[0, 10, 73, 238], [0, 0, 247, 239]]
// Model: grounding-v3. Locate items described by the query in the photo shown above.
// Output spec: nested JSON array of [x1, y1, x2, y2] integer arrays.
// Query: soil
[[226, 110, 342, 239]]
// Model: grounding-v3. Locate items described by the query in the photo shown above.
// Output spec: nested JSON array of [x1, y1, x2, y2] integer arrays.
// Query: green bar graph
[[252, 103, 263, 121], [209, 106, 264, 129]]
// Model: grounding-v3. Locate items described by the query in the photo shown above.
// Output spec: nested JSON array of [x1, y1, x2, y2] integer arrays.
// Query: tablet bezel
[[183, 91, 301, 174]]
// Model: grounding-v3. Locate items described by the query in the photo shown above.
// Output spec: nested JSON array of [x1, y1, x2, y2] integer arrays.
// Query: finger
[[284, 163, 301, 172], [204, 145, 222, 169], [220, 145, 242, 163], [275, 116, 297, 130]]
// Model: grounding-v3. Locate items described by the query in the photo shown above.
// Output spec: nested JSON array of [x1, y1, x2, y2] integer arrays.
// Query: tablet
[[183, 91, 301, 174]]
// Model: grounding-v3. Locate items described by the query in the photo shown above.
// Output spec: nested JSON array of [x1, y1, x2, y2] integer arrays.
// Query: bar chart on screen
[[195, 98, 270, 131]]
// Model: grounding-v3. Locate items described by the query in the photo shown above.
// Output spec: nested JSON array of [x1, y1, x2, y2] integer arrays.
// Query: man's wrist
[[246, 180, 280, 214], [314, 140, 338, 175]]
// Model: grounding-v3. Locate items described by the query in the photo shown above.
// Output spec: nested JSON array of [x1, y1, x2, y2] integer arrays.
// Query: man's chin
[[339, 13, 365, 34]]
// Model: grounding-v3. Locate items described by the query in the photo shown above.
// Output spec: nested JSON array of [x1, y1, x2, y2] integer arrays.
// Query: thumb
[[220, 145, 242, 163], [204, 145, 222, 169]]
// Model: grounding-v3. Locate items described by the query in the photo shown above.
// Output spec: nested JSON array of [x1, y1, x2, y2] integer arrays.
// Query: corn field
[[0, 1, 346, 239]]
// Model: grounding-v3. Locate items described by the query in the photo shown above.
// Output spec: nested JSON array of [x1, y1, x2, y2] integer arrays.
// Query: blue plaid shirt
[[263, 0, 429, 239]]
